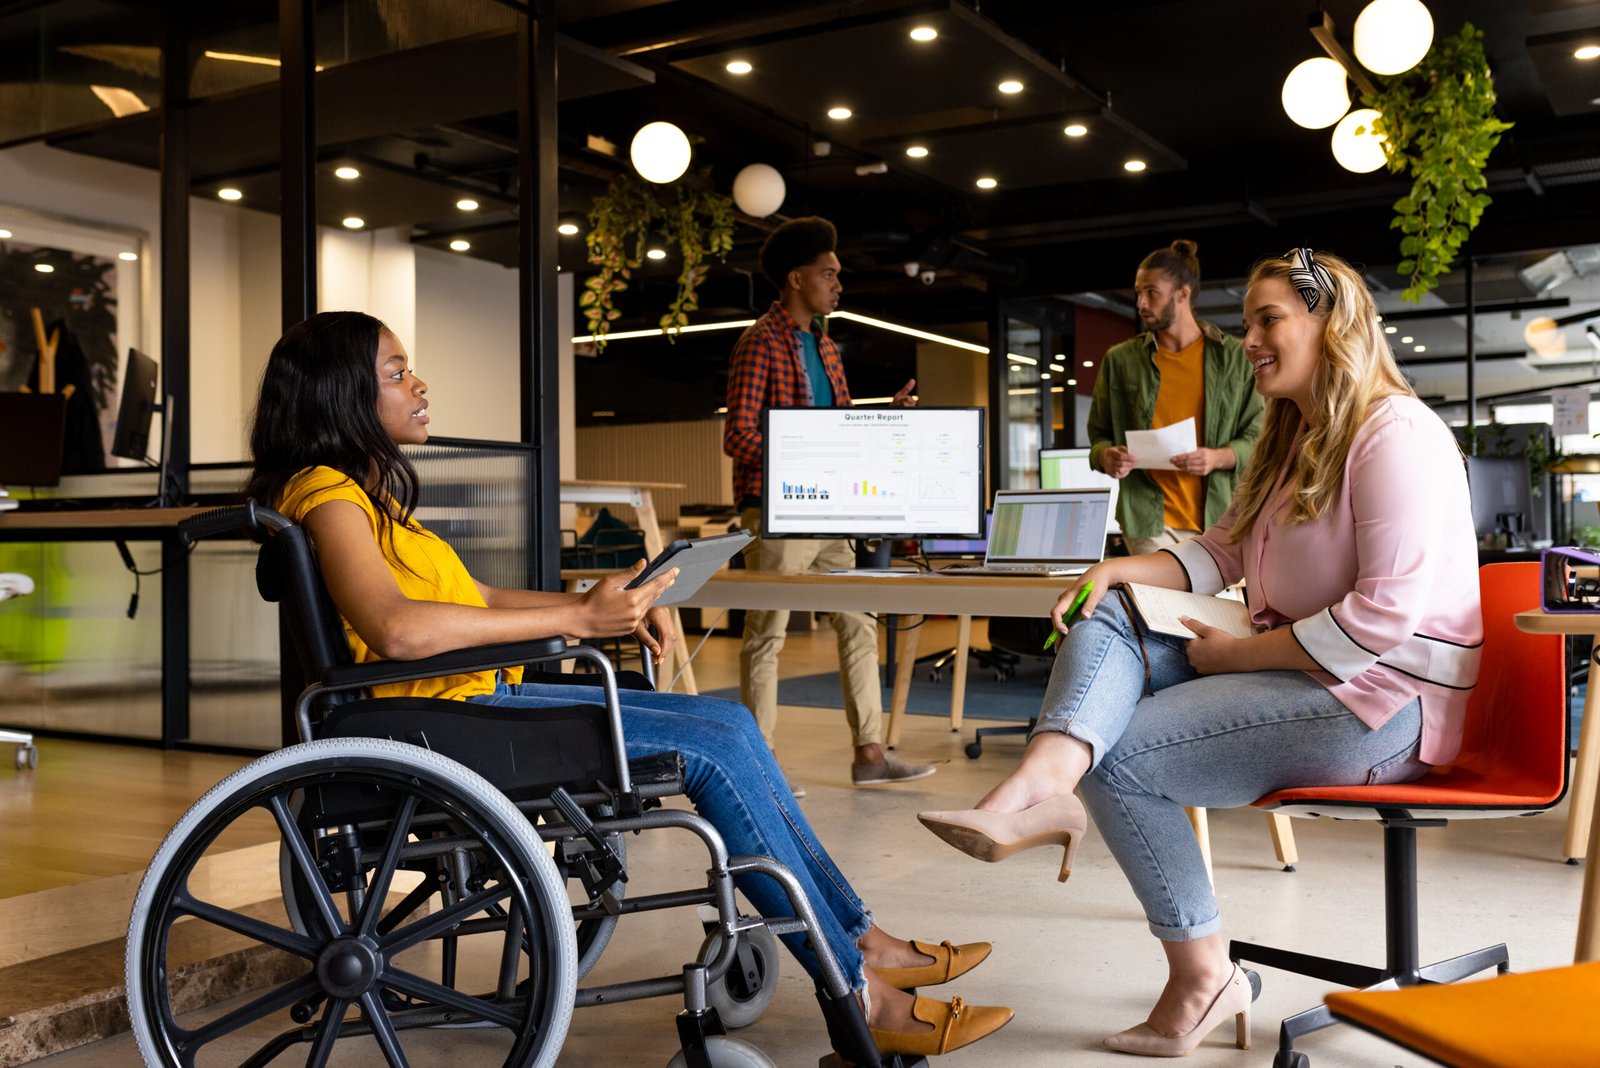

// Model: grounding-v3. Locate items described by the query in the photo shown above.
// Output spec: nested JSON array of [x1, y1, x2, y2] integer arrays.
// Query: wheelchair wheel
[[666, 1034, 776, 1068], [697, 922, 781, 1030], [127, 738, 576, 1068]]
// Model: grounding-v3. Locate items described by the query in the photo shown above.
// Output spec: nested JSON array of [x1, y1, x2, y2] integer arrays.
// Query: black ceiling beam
[[1396, 349, 1527, 369], [1379, 297, 1571, 322]]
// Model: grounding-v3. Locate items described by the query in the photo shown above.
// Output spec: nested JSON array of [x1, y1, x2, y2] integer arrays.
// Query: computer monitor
[[1465, 455, 1534, 541], [0, 392, 68, 487], [921, 515, 990, 558], [1038, 447, 1122, 534], [111, 347, 160, 462], [762, 406, 986, 538]]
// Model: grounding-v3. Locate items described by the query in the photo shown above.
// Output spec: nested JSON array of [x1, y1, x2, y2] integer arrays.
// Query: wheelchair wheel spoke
[[382, 882, 514, 955], [269, 794, 346, 937], [380, 967, 523, 1030], [174, 891, 321, 959], [375, 875, 439, 937], [358, 794, 419, 938], [301, 995, 349, 1068], [181, 971, 323, 1051], [359, 990, 413, 1068]]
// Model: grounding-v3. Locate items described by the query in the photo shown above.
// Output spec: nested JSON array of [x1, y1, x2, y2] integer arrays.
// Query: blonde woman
[[919, 249, 1482, 1057]]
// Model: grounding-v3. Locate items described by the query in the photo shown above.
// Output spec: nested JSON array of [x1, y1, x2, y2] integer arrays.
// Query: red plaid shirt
[[724, 302, 852, 502]]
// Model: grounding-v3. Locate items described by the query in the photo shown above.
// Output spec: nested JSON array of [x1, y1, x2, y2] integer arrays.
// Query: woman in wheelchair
[[920, 250, 1482, 1057], [242, 310, 1012, 1058]]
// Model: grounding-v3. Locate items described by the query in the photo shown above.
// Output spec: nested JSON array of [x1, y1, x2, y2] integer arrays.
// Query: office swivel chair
[[0, 572, 39, 769]]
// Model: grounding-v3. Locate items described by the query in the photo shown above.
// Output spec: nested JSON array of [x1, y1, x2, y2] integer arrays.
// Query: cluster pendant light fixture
[[1280, 0, 1433, 172]]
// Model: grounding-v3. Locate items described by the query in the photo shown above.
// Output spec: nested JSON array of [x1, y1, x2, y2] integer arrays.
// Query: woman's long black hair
[[243, 311, 421, 544]]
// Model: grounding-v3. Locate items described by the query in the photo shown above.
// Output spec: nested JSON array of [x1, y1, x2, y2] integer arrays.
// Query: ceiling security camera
[[919, 269, 937, 286]]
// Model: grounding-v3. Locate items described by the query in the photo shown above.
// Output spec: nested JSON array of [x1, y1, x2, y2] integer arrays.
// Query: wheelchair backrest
[[255, 518, 362, 713]]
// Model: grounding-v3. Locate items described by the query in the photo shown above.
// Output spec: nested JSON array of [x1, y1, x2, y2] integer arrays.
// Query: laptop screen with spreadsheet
[[984, 488, 1112, 567]]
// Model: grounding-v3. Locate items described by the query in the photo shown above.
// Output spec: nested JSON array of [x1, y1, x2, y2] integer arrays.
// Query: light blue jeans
[[468, 682, 871, 988], [1034, 595, 1428, 941]]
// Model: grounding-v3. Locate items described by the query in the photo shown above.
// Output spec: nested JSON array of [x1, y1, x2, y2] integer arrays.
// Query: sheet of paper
[[1124, 582, 1255, 640], [1125, 417, 1197, 471]]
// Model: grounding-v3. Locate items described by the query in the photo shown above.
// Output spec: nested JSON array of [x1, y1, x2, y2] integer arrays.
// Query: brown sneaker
[[852, 753, 937, 786]]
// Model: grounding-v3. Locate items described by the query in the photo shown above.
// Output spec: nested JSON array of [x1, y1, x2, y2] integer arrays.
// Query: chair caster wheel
[[1272, 1050, 1309, 1068], [1282, 864, 1296, 872], [1566, 857, 1581, 865], [15, 746, 36, 770], [964, 743, 982, 759], [1244, 968, 1262, 1002]]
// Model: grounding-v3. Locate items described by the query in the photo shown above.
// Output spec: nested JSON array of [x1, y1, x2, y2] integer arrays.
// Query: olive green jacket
[[1086, 321, 1263, 539]]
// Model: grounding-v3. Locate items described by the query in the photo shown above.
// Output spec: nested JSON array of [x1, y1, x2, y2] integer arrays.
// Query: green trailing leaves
[[583, 173, 735, 351], [1364, 24, 1512, 303]]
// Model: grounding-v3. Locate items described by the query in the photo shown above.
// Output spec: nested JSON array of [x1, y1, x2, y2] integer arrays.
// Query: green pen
[[1045, 580, 1095, 650]]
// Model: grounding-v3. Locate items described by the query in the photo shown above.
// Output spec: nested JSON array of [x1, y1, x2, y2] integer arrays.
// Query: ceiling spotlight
[[1385, 325, 1397, 334], [646, 246, 668, 261], [1124, 159, 1147, 172], [333, 165, 360, 180], [0, 228, 10, 238], [906, 145, 929, 158], [998, 79, 1024, 94], [726, 59, 753, 74], [1281, 57, 1350, 129], [909, 26, 938, 42], [456, 198, 479, 211], [449, 239, 471, 252], [1414, 344, 1426, 352], [975, 176, 998, 189], [1066, 378, 1078, 386], [1354, 0, 1434, 75], [217, 187, 243, 201], [1082, 360, 1094, 367], [557, 221, 580, 236], [1063, 123, 1088, 138], [342, 216, 365, 229], [630, 121, 692, 184], [34, 263, 54, 273], [119, 251, 139, 261], [1331, 108, 1388, 173], [827, 106, 853, 120], [1401, 335, 1414, 343], [1577, 45, 1600, 61]]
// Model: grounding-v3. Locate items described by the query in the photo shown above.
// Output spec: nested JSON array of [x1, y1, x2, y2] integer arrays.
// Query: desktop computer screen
[[111, 348, 160, 462], [762, 406, 986, 538], [1466, 455, 1534, 539], [1038, 447, 1121, 534]]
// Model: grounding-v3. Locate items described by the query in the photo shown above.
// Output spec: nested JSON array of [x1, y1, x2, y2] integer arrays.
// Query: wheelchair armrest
[[321, 636, 571, 691]]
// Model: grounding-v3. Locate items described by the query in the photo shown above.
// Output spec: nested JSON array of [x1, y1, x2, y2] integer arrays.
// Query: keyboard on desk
[[938, 563, 1085, 577]]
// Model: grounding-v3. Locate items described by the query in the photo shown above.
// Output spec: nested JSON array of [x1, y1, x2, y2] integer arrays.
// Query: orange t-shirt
[[1149, 337, 1206, 533]]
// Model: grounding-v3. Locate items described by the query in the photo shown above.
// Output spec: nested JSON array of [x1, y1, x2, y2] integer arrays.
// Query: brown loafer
[[871, 939, 992, 990], [870, 995, 1013, 1057]]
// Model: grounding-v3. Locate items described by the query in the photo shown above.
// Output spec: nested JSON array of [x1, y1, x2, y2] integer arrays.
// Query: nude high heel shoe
[[1102, 964, 1253, 1057], [916, 794, 1088, 883]]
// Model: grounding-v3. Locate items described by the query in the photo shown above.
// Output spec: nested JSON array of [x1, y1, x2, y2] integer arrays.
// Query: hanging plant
[[1364, 23, 1513, 303], [580, 173, 735, 351]]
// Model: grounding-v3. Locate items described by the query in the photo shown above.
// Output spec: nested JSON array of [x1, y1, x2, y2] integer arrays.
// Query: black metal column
[[158, 4, 191, 748], [517, 0, 561, 591], [988, 301, 1007, 492], [1464, 253, 1476, 428], [280, 0, 316, 328]]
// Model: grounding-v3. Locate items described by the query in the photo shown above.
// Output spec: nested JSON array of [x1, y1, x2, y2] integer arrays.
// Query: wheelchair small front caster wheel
[[666, 1034, 776, 1067], [698, 923, 781, 1030], [964, 742, 982, 759], [1272, 1050, 1309, 1068]]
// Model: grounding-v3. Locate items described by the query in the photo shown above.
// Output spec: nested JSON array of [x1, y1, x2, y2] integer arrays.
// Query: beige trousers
[[1124, 526, 1201, 557], [738, 507, 883, 748]]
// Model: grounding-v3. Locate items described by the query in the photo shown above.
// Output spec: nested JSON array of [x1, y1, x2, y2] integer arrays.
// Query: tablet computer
[[624, 529, 753, 606]]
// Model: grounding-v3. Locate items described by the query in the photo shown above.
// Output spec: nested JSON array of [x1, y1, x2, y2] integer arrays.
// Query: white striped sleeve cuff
[[1291, 607, 1378, 682], [1167, 539, 1226, 596]]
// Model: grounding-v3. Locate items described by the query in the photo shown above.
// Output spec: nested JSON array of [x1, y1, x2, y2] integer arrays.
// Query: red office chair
[[1230, 562, 1569, 1068]]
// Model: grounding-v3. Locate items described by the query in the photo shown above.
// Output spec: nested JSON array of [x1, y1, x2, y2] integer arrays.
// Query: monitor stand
[[854, 539, 892, 569]]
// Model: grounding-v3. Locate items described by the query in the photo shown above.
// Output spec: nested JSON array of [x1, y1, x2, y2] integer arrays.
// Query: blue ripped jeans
[[1033, 596, 1428, 941], [468, 682, 871, 988]]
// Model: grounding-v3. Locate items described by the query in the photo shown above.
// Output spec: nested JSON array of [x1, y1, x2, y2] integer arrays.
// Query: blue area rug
[[706, 656, 1051, 722]]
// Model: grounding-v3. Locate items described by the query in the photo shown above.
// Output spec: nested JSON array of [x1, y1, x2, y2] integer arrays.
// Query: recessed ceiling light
[[909, 26, 938, 42], [1401, 335, 1414, 343], [449, 239, 471, 252], [217, 187, 243, 201], [1385, 325, 1397, 334], [557, 222, 580, 235], [1414, 344, 1426, 352], [0, 228, 10, 238], [34, 263, 54, 273], [827, 106, 852, 120], [1066, 378, 1078, 386], [1041, 372, 1052, 380], [906, 145, 929, 158], [646, 247, 668, 260], [1063, 123, 1088, 138], [118, 251, 139, 261], [333, 165, 360, 180], [726, 59, 753, 75], [998, 79, 1024, 94], [975, 176, 998, 189], [456, 198, 479, 211], [1575, 44, 1600, 60], [342, 216, 365, 229], [1592, 96, 1600, 106], [1082, 360, 1094, 367], [1123, 159, 1147, 173]]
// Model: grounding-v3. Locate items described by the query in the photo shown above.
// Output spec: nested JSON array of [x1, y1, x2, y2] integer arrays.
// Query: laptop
[[939, 487, 1114, 577]]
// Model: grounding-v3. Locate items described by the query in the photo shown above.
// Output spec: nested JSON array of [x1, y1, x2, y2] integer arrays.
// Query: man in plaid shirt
[[724, 217, 932, 788]]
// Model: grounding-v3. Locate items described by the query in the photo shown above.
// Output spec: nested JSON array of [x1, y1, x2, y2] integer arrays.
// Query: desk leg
[[663, 606, 697, 694], [949, 615, 972, 733], [623, 491, 696, 694], [886, 615, 923, 749], [160, 537, 189, 748], [1579, 784, 1600, 961], [1565, 654, 1600, 860], [1186, 806, 1214, 887]]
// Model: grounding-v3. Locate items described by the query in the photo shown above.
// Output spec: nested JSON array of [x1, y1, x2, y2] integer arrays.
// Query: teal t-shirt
[[799, 329, 834, 407]]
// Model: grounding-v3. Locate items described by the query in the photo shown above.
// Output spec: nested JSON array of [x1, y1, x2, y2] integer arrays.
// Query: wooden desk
[[0, 507, 207, 747], [1515, 609, 1600, 961]]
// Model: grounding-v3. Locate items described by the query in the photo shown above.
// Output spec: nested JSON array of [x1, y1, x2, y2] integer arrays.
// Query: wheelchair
[[124, 503, 919, 1068]]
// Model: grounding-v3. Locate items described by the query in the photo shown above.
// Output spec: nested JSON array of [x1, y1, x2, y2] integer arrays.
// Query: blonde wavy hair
[[1228, 249, 1415, 542]]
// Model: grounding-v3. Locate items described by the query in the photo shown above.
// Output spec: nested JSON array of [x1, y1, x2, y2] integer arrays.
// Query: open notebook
[[1122, 582, 1255, 639]]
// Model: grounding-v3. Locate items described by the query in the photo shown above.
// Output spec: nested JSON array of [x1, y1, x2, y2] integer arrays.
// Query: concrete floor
[[36, 627, 1589, 1067]]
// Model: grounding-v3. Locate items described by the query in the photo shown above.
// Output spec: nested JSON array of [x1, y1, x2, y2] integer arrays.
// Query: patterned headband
[[1286, 247, 1336, 313]]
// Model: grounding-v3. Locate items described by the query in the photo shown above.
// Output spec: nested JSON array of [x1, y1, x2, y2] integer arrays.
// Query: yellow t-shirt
[[1149, 337, 1206, 533], [277, 465, 521, 700]]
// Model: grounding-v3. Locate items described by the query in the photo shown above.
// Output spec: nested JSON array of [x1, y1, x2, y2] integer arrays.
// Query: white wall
[[413, 245, 521, 441]]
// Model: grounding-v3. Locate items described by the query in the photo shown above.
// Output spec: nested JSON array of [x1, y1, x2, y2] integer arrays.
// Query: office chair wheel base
[[15, 745, 36, 770], [1272, 1050, 1309, 1068], [667, 1034, 775, 1068], [1566, 857, 1581, 865], [698, 921, 781, 1029], [964, 742, 983, 759]]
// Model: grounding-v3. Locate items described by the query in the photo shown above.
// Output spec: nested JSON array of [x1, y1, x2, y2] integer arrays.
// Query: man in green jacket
[[1088, 240, 1263, 555]]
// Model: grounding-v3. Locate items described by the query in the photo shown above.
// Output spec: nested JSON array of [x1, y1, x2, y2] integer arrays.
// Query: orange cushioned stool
[[1326, 962, 1600, 1068]]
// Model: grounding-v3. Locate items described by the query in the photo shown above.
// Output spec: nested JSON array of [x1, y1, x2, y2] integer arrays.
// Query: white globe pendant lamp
[[1281, 57, 1352, 129], [1331, 108, 1388, 173], [731, 163, 786, 217], [630, 121, 692, 184], [1353, 0, 1434, 76]]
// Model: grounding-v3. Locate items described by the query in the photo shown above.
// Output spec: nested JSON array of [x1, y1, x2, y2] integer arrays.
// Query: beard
[[1142, 304, 1175, 333]]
